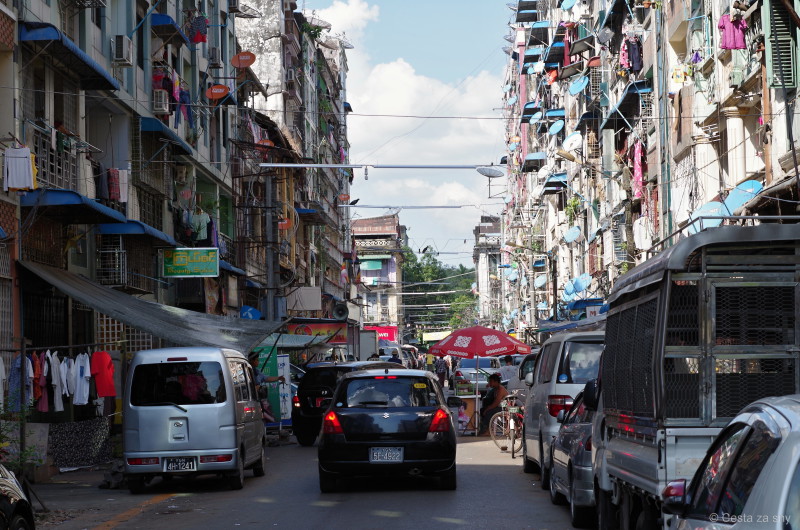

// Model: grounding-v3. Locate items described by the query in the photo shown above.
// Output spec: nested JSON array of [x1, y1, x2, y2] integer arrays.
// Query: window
[[566, 396, 594, 424], [688, 424, 749, 518], [228, 361, 252, 402], [130, 361, 226, 405], [539, 344, 560, 384], [341, 377, 438, 408], [559, 341, 603, 384], [718, 421, 780, 517]]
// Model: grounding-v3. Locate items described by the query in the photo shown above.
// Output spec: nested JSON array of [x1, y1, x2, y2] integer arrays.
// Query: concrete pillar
[[723, 107, 746, 189]]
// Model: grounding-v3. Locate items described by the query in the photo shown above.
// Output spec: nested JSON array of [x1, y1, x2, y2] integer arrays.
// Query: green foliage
[[565, 195, 582, 225], [402, 248, 476, 340], [301, 22, 323, 40]]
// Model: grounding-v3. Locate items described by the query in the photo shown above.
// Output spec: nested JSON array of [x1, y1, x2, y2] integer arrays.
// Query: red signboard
[[365, 325, 398, 342], [288, 323, 347, 344]]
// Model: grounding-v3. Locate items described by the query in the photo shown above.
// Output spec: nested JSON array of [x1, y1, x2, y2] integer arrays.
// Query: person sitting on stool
[[479, 373, 508, 435]]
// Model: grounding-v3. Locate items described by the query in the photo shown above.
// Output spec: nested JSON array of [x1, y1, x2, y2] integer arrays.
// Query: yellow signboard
[[162, 247, 219, 277]]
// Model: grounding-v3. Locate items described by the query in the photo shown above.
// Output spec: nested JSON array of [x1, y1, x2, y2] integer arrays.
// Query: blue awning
[[96, 220, 178, 246], [220, 260, 246, 275], [542, 172, 568, 195], [522, 101, 541, 116], [566, 298, 604, 311], [151, 14, 190, 47], [20, 189, 127, 224], [529, 20, 550, 44], [545, 108, 566, 119], [575, 111, 599, 131], [516, 9, 539, 22], [245, 279, 264, 289], [533, 258, 547, 268], [600, 80, 652, 130], [524, 46, 545, 60], [544, 41, 565, 63], [19, 23, 119, 91], [522, 152, 547, 172], [343, 102, 353, 112], [140, 117, 193, 155]]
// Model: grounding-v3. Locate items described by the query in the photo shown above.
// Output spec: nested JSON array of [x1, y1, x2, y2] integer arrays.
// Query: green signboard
[[162, 247, 219, 277]]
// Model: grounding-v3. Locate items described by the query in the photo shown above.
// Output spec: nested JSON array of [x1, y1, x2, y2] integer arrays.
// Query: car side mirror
[[525, 372, 534, 387], [556, 409, 566, 423], [661, 479, 688, 514], [447, 397, 464, 408], [583, 379, 599, 411]]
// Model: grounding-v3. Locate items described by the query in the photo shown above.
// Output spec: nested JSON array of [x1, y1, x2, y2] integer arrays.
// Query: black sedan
[[318, 368, 459, 492]]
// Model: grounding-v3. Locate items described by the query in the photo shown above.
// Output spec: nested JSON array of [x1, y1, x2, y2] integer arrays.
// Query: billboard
[[365, 325, 398, 342], [287, 323, 347, 344]]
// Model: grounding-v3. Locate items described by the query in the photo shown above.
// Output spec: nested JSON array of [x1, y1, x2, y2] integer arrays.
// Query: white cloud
[[316, 0, 504, 265]]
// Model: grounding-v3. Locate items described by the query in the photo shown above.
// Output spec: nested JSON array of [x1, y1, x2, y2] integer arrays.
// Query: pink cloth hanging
[[620, 37, 631, 69], [718, 15, 747, 50], [633, 140, 644, 198]]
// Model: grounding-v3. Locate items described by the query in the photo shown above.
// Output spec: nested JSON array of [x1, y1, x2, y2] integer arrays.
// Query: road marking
[[91, 493, 172, 529]]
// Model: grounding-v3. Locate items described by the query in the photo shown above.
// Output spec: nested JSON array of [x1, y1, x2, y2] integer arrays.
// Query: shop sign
[[288, 323, 347, 344], [365, 325, 398, 342], [162, 247, 219, 277]]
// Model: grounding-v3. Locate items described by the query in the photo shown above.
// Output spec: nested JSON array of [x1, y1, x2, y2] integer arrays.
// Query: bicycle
[[489, 392, 524, 457]]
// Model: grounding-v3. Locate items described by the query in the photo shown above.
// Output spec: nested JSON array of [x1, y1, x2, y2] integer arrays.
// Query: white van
[[123, 347, 266, 493], [521, 331, 604, 490]]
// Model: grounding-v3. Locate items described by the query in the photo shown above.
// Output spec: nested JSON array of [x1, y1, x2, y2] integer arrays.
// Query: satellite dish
[[235, 4, 261, 18], [549, 120, 566, 135], [562, 131, 583, 151], [507, 2, 518, 10], [304, 13, 332, 29], [320, 38, 339, 50], [530, 110, 544, 123], [477, 166, 505, 178], [336, 33, 355, 49], [569, 76, 589, 96], [537, 166, 552, 180], [562, 0, 579, 9], [504, 34, 515, 43]]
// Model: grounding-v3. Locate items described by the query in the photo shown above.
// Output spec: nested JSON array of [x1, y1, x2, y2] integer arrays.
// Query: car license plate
[[164, 457, 196, 471], [508, 406, 520, 413], [369, 447, 403, 463]]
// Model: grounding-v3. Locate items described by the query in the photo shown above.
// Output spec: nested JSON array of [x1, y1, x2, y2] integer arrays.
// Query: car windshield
[[340, 377, 438, 408], [130, 361, 226, 405], [458, 358, 497, 370], [559, 341, 603, 384]]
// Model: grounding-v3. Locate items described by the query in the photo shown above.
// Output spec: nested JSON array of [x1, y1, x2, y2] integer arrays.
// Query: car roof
[[342, 368, 434, 380], [305, 361, 399, 371], [744, 394, 800, 430], [543, 330, 605, 344], [131, 347, 244, 363]]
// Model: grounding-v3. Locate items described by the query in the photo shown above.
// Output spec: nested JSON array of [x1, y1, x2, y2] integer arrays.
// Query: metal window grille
[[715, 358, 796, 417], [136, 186, 162, 231], [664, 356, 701, 418], [666, 281, 700, 346], [32, 128, 78, 190], [715, 286, 796, 345]]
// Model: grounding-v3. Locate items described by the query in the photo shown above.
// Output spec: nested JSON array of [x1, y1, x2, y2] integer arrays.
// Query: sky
[[303, 0, 512, 266]]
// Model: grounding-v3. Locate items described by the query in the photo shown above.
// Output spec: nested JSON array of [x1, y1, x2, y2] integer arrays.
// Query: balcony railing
[[32, 128, 78, 190], [96, 248, 156, 294]]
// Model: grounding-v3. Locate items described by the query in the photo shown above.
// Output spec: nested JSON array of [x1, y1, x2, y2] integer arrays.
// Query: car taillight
[[323, 411, 343, 434], [127, 457, 159, 466], [455, 370, 463, 378], [429, 409, 450, 432], [585, 436, 592, 451], [292, 395, 300, 408], [547, 395, 573, 417], [199, 454, 233, 463]]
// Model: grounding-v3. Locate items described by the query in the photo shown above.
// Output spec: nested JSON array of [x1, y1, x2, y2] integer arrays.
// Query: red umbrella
[[429, 326, 531, 358]]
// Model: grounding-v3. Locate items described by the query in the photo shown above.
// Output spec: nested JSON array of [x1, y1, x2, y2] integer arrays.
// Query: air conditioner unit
[[228, 0, 240, 12], [153, 89, 169, 114], [285, 69, 296, 83], [113, 35, 133, 67], [208, 46, 223, 68]]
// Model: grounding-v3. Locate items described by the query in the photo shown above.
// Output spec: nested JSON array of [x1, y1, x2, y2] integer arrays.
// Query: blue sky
[[306, 0, 511, 266]]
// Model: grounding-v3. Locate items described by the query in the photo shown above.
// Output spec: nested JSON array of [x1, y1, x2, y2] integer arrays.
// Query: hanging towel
[[107, 168, 120, 201], [3, 147, 35, 191], [51, 352, 64, 412], [118, 169, 128, 203]]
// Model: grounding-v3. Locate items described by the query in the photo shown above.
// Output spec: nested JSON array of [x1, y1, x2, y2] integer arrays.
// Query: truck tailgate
[[664, 427, 719, 482]]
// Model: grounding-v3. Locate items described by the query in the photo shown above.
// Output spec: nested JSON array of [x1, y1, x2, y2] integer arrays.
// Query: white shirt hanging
[[73, 353, 92, 405]]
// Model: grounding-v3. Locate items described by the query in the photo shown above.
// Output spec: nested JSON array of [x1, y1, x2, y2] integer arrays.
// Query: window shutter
[[764, 0, 798, 88]]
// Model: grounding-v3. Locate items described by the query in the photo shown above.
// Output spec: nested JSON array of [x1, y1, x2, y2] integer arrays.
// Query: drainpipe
[[722, 107, 746, 188]]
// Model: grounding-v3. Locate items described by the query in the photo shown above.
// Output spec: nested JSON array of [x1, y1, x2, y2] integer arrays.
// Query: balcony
[[96, 248, 156, 294], [220, 233, 239, 268]]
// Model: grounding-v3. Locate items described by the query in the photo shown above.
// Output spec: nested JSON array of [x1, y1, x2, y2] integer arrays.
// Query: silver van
[[521, 331, 604, 490], [123, 347, 266, 493]]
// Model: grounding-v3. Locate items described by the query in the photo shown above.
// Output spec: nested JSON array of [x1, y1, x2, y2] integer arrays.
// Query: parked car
[[317, 368, 460, 492], [522, 330, 604, 490], [291, 361, 400, 446], [506, 350, 540, 398], [450, 357, 501, 395], [661, 394, 800, 529], [123, 347, 266, 493], [548, 391, 595, 528], [0, 463, 35, 529]]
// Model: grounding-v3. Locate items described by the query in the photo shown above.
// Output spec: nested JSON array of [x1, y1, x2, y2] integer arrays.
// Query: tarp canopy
[[20, 261, 282, 353], [257, 333, 332, 349]]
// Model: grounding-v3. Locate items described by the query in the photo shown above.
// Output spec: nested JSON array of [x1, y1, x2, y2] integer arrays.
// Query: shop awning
[[220, 260, 246, 275], [150, 14, 190, 48], [19, 22, 119, 91], [140, 117, 193, 155], [96, 220, 178, 246], [20, 189, 127, 224], [257, 333, 332, 349], [600, 80, 652, 129], [19, 260, 282, 353]]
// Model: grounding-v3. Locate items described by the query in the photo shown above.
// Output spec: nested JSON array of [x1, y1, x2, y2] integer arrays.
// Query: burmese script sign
[[163, 248, 219, 277]]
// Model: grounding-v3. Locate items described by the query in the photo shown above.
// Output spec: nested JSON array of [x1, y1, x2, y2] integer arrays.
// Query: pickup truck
[[587, 223, 800, 529]]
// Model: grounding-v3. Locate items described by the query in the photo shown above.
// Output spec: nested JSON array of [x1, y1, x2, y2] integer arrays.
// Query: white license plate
[[165, 457, 196, 471], [369, 447, 403, 463], [508, 407, 520, 413]]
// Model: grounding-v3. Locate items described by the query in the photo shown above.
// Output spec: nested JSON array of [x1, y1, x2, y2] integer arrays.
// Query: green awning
[[360, 260, 383, 271], [362, 254, 392, 260]]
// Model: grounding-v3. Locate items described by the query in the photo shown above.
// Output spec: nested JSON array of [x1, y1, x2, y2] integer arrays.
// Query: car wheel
[[9, 514, 33, 530], [549, 457, 566, 505], [319, 466, 338, 493], [228, 449, 245, 490], [439, 465, 457, 490], [127, 476, 146, 494], [539, 439, 550, 490], [569, 474, 594, 528], [252, 442, 267, 477], [596, 486, 618, 530], [635, 506, 657, 530], [295, 427, 317, 447]]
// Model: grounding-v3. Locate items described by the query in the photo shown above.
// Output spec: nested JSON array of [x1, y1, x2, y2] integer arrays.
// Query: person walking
[[435, 356, 448, 388], [499, 355, 517, 383]]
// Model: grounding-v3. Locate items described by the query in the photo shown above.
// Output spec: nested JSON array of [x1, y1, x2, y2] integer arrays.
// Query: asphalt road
[[35, 435, 576, 529]]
